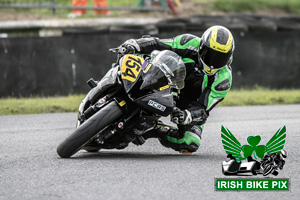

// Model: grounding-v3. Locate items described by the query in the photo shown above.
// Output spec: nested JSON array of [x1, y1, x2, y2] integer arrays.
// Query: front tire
[[57, 101, 123, 158]]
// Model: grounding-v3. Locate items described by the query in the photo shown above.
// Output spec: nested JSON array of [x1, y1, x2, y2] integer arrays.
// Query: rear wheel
[[57, 101, 123, 158], [85, 149, 100, 153]]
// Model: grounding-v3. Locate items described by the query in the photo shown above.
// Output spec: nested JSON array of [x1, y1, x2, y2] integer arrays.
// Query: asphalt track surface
[[0, 105, 299, 200]]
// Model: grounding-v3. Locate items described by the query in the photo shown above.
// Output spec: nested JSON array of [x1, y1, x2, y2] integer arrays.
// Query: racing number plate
[[121, 55, 144, 82]]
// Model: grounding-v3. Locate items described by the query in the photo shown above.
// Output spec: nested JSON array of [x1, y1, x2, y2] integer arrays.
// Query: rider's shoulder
[[174, 33, 201, 48], [218, 65, 232, 78], [211, 66, 232, 92]]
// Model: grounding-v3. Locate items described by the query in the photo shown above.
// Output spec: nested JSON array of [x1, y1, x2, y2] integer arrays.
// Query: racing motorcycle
[[56, 48, 186, 158]]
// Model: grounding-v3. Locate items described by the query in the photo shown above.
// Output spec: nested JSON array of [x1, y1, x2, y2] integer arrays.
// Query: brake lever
[[109, 46, 127, 55], [109, 47, 119, 54]]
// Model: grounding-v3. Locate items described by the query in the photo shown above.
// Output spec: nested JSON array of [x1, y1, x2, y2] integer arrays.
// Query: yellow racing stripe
[[159, 85, 170, 91], [209, 26, 233, 53], [119, 100, 126, 107]]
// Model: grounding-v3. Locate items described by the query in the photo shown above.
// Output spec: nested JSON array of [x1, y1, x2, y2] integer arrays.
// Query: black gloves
[[120, 44, 136, 55], [171, 107, 192, 125], [120, 39, 141, 55], [171, 107, 208, 125]]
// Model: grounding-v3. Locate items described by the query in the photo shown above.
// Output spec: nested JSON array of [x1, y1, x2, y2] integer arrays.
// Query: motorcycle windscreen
[[140, 65, 169, 90], [140, 50, 186, 90], [152, 50, 186, 90], [119, 54, 144, 93]]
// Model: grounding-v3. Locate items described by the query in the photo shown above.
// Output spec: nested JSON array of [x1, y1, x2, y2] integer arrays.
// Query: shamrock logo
[[241, 136, 266, 159], [221, 126, 286, 161]]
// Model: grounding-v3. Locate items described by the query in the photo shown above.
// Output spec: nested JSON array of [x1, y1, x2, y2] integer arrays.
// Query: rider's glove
[[120, 44, 136, 55], [120, 39, 141, 55], [171, 107, 208, 125], [171, 107, 192, 125]]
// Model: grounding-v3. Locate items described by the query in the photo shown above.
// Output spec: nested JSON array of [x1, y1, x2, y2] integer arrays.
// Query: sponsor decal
[[148, 100, 166, 112], [119, 100, 126, 107], [118, 122, 124, 129], [99, 98, 106, 104]]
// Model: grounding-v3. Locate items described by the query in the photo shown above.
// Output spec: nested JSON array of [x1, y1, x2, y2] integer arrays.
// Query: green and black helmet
[[199, 25, 235, 75]]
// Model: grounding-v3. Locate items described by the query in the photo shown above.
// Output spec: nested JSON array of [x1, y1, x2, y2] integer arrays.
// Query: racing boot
[[143, 124, 202, 153]]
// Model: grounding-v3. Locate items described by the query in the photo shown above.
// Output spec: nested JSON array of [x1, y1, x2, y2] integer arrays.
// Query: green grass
[[0, 89, 300, 116], [210, 0, 300, 15], [219, 88, 300, 106], [0, 94, 85, 116]]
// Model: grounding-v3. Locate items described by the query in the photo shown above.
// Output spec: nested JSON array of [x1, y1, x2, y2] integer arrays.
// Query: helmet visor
[[199, 45, 232, 68]]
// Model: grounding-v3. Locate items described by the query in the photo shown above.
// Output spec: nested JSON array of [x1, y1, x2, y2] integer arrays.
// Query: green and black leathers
[[130, 34, 233, 153]]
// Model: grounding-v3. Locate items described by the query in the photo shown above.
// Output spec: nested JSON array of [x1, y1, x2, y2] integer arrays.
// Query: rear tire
[[57, 101, 123, 158], [85, 149, 100, 153]]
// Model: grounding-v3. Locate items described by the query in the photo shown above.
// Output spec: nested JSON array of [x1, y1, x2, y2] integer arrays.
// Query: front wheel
[[57, 101, 123, 158]]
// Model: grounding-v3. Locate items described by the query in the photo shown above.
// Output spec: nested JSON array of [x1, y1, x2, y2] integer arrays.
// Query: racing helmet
[[199, 25, 235, 75], [280, 149, 287, 159]]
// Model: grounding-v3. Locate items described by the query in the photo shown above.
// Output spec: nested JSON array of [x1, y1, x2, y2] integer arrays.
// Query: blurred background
[[0, 0, 299, 97]]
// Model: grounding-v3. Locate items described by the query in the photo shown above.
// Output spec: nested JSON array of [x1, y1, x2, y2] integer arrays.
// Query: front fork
[[78, 87, 160, 149], [84, 109, 159, 149], [77, 88, 122, 127]]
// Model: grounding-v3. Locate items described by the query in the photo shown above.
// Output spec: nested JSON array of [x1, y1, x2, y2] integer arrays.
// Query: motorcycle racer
[[259, 149, 287, 176], [121, 25, 235, 153]]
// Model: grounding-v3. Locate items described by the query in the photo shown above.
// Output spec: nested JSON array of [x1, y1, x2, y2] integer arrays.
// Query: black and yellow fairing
[[119, 54, 174, 116], [120, 54, 144, 93]]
